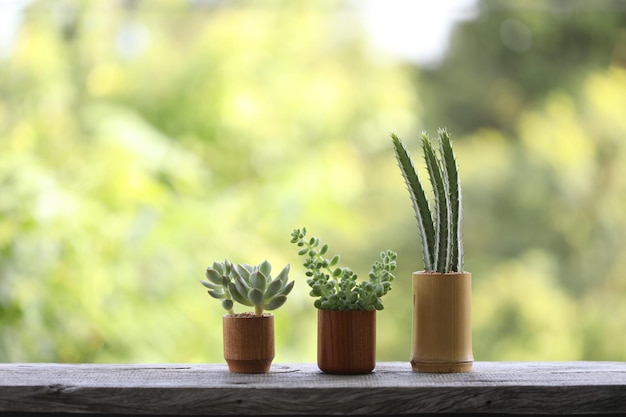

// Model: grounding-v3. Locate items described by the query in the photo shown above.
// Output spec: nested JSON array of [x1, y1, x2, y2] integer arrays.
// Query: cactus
[[391, 128, 464, 273], [201, 259, 295, 316]]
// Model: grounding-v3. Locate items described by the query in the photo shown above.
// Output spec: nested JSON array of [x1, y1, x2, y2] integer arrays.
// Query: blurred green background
[[1, 0, 626, 364]]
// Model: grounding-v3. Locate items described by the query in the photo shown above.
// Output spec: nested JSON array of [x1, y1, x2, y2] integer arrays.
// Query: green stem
[[309, 244, 337, 298]]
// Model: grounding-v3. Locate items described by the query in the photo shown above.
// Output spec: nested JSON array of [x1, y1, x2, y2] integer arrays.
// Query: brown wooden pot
[[317, 309, 376, 374], [410, 271, 473, 373], [223, 313, 274, 373]]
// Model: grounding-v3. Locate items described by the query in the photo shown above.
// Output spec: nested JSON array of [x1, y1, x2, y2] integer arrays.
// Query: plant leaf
[[236, 263, 253, 281], [212, 261, 225, 275], [278, 280, 295, 296], [221, 299, 233, 312], [264, 295, 287, 311], [207, 289, 227, 299], [249, 270, 267, 291], [439, 128, 464, 272], [204, 268, 223, 285], [264, 277, 283, 299], [233, 276, 251, 301], [423, 132, 451, 272], [248, 288, 264, 307], [274, 264, 290, 284], [258, 259, 272, 277], [228, 282, 253, 307], [391, 132, 436, 271], [200, 279, 220, 290]]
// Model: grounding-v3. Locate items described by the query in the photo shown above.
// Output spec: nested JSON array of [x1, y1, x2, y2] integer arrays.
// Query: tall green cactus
[[391, 128, 464, 273]]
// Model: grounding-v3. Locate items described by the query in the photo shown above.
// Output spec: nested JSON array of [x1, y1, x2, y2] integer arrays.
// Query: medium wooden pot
[[410, 271, 473, 373], [317, 309, 376, 374], [223, 313, 274, 373]]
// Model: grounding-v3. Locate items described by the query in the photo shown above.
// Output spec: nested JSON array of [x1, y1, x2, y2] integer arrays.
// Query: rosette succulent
[[201, 259, 294, 316]]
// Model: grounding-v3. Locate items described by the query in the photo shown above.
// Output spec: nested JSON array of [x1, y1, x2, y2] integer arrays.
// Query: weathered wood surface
[[1, 361, 626, 415]]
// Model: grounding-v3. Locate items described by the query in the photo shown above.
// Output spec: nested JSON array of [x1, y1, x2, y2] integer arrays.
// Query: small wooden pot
[[410, 271, 473, 373], [223, 313, 274, 373], [317, 309, 376, 374]]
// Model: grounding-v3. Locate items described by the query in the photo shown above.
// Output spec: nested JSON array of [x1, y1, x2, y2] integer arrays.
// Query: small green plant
[[290, 227, 397, 311], [391, 128, 464, 273], [201, 259, 295, 316]]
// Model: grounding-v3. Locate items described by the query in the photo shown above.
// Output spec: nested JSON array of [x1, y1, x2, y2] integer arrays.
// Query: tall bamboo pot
[[317, 310, 376, 374], [410, 271, 473, 373], [223, 313, 274, 373]]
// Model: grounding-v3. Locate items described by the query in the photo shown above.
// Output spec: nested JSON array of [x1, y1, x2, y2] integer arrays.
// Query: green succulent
[[290, 227, 397, 311], [201, 259, 295, 316], [391, 128, 464, 273]]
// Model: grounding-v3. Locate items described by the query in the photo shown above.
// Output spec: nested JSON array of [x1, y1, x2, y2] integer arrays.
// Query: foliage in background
[[1, 0, 626, 363], [0, 0, 416, 363]]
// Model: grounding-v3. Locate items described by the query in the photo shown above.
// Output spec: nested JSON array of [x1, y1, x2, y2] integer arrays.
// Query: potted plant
[[200, 259, 294, 373], [391, 128, 473, 373], [290, 227, 397, 374]]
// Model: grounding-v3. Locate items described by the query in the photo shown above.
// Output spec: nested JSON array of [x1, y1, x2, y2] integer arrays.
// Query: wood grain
[[1, 362, 625, 415], [317, 309, 376, 374]]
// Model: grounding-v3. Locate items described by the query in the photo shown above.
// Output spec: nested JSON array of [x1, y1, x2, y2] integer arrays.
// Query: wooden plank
[[0, 362, 625, 415]]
